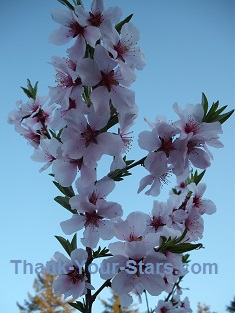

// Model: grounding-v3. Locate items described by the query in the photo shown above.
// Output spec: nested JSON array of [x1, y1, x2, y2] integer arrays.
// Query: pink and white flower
[[49, 7, 100, 59], [48, 56, 84, 111], [74, 0, 122, 37], [31, 137, 61, 172], [60, 108, 123, 165], [48, 249, 94, 299], [76, 45, 136, 116], [61, 177, 123, 248], [100, 241, 167, 306], [103, 22, 146, 70], [187, 182, 216, 215]]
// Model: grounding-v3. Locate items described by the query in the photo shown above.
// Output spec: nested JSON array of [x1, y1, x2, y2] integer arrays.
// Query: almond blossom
[[103, 22, 146, 70], [188, 182, 216, 215], [60, 177, 123, 248], [74, 0, 122, 37], [48, 56, 84, 111], [60, 108, 123, 165], [100, 241, 167, 306], [48, 249, 94, 299], [76, 44, 136, 116], [31, 137, 61, 172], [49, 6, 101, 60]]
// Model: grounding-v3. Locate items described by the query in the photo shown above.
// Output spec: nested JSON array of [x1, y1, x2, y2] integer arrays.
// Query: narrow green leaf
[[32, 81, 39, 99], [55, 236, 71, 256], [182, 253, 191, 263], [71, 234, 77, 250], [115, 14, 133, 33], [27, 78, 34, 93], [194, 169, 206, 185], [201, 92, 208, 115], [53, 181, 75, 197], [167, 243, 203, 254], [54, 196, 76, 214], [21, 87, 33, 99], [69, 301, 85, 311], [174, 228, 188, 244], [57, 0, 74, 10], [217, 109, 234, 124]]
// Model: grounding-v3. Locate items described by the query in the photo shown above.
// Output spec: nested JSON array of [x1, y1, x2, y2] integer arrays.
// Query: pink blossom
[[52, 149, 96, 187], [48, 249, 94, 299], [31, 137, 61, 172], [184, 206, 204, 241], [103, 22, 146, 70], [60, 177, 123, 248], [173, 102, 223, 141], [146, 200, 172, 233], [49, 7, 101, 60], [187, 182, 216, 215], [100, 241, 167, 306], [138, 152, 171, 196], [74, 0, 122, 37], [48, 56, 84, 111], [155, 300, 174, 313], [60, 108, 123, 165], [76, 45, 136, 115]]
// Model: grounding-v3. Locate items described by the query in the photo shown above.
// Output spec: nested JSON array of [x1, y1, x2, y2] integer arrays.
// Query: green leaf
[[217, 109, 234, 124], [53, 181, 75, 197], [115, 14, 133, 33], [55, 236, 71, 256], [193, 169, 206, 185], [93, 246, 111, 258], [201, 92, 208, 115], [71, 233, 77, 250], [69, 301, 85, 312], [72, 0, 83, 5], [57, 0, 74, 10], [167, 243, 203, 254], [54, 196, 76, 214], [182, 253, 191, 263], [21, 79, 38, 100], [27, 79, 34, 93], [21, 87, 33, 99], [202, 95, 234, 124]]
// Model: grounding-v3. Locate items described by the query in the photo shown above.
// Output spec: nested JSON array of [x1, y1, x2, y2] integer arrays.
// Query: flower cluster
[[8, 0, 233, 312], [138, 103, 223, 196]]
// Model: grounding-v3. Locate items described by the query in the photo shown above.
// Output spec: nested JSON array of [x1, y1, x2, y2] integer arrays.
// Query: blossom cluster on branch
[[8, 0, 233, 312]]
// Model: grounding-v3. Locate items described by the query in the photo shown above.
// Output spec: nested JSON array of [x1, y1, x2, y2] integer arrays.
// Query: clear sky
[[1, 0, 234, 312]]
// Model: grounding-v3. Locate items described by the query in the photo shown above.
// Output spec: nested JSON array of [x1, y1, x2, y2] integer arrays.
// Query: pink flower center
[[100, 70, 119, 91], [56, 71, 74, 87], [70, 157, 83, 170], [119, 130, 133, 152], [89, 191, 104, 205], [160, 307, 168, 313], [67, 266, 84, 284], [81, 124, 99, 147], [114, 41, 129, 61], [88, 12, 103, 27], [180, 182, 186, 188], [150, 216, 164, 230], [184, 117, 199, 135], [129, 230, 142, 242], [85, 210, 103, 227], [193, 196, 201, 207], [68, 21, 84, 38], [159, 137, 175, 157]]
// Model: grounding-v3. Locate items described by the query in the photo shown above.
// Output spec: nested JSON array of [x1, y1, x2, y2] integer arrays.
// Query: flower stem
[[144, 290, 150, 313], [90, 279, 111, 305], [85, 247, 93, 313], [108, 156, 147, 180]]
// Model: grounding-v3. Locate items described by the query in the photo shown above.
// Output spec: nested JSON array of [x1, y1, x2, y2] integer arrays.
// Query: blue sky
[[1, 0, 234, 312]]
